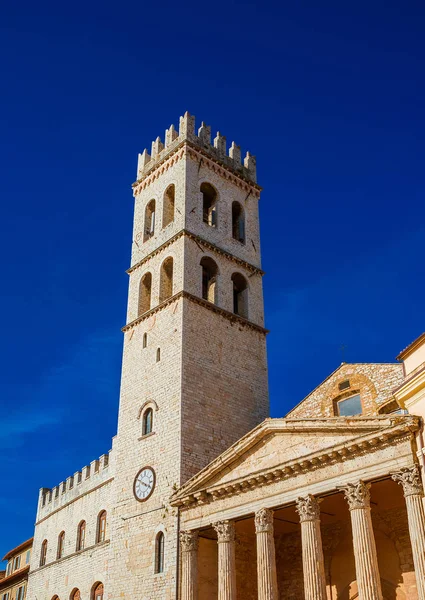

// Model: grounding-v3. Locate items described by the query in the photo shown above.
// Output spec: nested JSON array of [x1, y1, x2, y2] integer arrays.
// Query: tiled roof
[[1, 538, 33, 562]]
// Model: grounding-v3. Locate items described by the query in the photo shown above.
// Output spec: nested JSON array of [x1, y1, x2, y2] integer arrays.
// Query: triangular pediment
[[171, 416, 418, 504]]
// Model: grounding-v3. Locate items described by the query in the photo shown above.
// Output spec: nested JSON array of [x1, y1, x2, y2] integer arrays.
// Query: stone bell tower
[[108, 112, 269, 598]]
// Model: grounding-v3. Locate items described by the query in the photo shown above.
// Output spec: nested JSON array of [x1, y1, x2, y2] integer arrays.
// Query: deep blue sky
[[1, 0, 424, 559]]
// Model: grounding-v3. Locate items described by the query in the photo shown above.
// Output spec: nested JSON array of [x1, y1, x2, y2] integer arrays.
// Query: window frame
[[336, 393, 363, 417], [76, 521, 86, 552], [154, 532, 165, 574], [96, 511, 107, 544], [40, 540, 48, 567]]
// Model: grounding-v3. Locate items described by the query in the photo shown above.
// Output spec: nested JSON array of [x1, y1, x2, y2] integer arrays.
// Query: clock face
[[133, 467, 155, 502]]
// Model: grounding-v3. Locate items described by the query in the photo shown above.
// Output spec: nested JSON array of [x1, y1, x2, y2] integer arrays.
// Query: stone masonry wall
[[287, 363, 404, 418]]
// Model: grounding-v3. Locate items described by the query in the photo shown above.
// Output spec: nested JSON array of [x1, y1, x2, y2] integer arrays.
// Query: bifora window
[[337, 394, 362, 417]]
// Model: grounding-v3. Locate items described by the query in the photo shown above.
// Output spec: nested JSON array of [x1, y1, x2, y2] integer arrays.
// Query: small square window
[[338, 380, 350, 391], [337, 394, 362, 416]]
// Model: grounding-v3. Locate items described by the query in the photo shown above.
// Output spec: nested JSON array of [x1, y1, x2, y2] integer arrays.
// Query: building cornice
[[127, 229, 264, 276], [0, 566, 30, 591], [394, 368, 425, 406], [2, 539, 33, 562], [28, 540, 110, 576], [132, 140, 261, 197], [397, 332, 425, 361], [170, 416, 420, 509], [122, 291, 268, 335]]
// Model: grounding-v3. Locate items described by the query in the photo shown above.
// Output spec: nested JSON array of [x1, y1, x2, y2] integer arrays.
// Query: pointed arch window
[[139, 272, 152, 315], [142, 408, 153, 436], [201, 183, 217, 227], [40, 540, 48, 567], [57, 531, 65, 559], [155, 532, 165, 573], [231, 273, 248, 318], [96, 511, 107, 543], [76, 520, 86, 552], [232, 201, 245, 243], [200, 257, 218, 304], [163, 184, 175, 228], [159, 258, 173, 303], [144, 200, 156, 242]]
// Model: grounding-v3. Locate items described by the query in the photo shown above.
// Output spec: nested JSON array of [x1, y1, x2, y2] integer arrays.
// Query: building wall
[[27, 455, 113, 600], [287, 363, 404, 419]]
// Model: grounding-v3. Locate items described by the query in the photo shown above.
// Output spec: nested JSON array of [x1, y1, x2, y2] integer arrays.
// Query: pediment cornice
[[170, 416, 420, 509]]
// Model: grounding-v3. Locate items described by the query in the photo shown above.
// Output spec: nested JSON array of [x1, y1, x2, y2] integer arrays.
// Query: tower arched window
[[159, 257, 173, 303], [155, 532, 165, 574], [139, 272, 152, 315], [40, 540, 48, 567], [201, 183, 217, 227], [92, 583, 103, 600], [76, 520, 86, 552], [70, 589, 80, 600], [144, 199, 156, 242], [232, 201, 245, 243], [142, 408, 153, 436], [96, 511, 107, 543], [57, 531, 65, 559], [200, 257, 218, 304], [163, 184, 175, 228], [231, 273, 248, 318]]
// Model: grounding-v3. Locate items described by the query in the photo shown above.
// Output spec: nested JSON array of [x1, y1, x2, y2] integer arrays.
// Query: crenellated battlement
[[136, 111, 257, 184], [37, 451, 112, 519]]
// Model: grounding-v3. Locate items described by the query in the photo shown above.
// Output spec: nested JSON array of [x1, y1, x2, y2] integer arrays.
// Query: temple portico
[[173, 418, 425, 600]]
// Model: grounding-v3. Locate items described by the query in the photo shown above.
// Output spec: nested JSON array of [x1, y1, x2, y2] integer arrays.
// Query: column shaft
[[180, 531, 198, 600], [296, 495, 327, 600], [255, 508, 278, 600], [213, 521, 237, 600], [339, 481, 383, 600], [392, 466, 425, 600]]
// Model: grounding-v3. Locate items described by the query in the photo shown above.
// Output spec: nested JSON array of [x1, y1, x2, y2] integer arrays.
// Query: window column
[[392, 465, 425, 600], [295, 495, 327, 600], [339, 481, 383, 600], [254, 508, 278, 600], [213, 520, 237, 600], [180, 530, 199, 600]]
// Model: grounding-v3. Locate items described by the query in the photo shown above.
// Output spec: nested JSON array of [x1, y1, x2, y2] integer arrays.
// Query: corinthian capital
[[213, 520, 235, 543], [254, 507, 274, 533], [180, 530, 199, 552], [295, 494, 321, 522], [392, 465, 423, 497], [339, 481, 371, 510]]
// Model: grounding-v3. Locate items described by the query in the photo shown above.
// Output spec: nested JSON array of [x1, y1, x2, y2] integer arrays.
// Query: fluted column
[[339, 481, 383, 600], [392, 465, 425, 600], [213, 520, 237, 600], [295, 495, 327, 600], [180, 530, 199, 600], [255, 508, 278, 600]]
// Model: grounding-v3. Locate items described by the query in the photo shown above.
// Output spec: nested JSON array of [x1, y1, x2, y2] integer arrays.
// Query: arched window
[[163, 184, 175, 228], [231, 273, 248, 318], [57, 531, 65, 559], [232, 201, 245, 243], [92, 583, 103, 600], [142, 408, 153, 436], [144, 199, 156, 242], [40, 540, 48, 567], [96, 511, 107, 543], [70, 589, 80, 600], [159, 258, 173, 303], [156, 348, 161, 362], [155, 532, 165, 574], [51, 596, 60, 600], [200, 257, 218, 304], [201, 183, 217, 227], [143, 333, 148, 348], [139, 272, 152, 315], [76, 520, 86, 552]]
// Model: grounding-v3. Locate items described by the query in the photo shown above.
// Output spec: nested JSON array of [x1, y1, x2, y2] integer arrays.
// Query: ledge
[[122, 291, 268, 335], [29, 540, 110, 576], [127, 229, 264, 276]]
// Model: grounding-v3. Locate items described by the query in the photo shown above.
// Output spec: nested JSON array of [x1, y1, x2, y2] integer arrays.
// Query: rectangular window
[[338, 380, 350, 391], [25, 550, 31, 565], [16, 587, 25, 600], [337, 394, 362, 416], [13, 556, 21, 571], [6, 562, 12, 576], [3, 592, 10, 600]]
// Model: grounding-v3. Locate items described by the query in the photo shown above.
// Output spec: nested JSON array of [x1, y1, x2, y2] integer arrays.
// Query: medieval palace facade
[[22, 113, 425, 600]]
